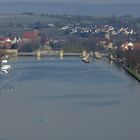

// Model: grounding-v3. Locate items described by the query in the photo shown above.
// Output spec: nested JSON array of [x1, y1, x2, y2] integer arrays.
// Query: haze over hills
[[0, 2, 139, 17]]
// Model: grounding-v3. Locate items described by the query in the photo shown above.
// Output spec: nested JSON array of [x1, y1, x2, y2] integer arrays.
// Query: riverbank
[[123, 66, 140, 82]]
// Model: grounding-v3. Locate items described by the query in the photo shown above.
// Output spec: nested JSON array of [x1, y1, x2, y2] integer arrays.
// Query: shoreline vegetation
[[123, 66, 140, 81]]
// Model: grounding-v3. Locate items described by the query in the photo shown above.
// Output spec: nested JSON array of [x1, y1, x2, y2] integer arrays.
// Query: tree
[[19, 40, 40, 52]]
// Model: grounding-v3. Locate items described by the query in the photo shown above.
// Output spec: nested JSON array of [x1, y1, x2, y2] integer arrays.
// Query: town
[[0, 13, 140, 80]]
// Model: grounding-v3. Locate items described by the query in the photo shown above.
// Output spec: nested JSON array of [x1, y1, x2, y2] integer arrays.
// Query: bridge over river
[[18, 51, 82, 57]]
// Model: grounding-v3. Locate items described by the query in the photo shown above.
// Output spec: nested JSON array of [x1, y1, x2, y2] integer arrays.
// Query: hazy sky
[[0, 0, 139, 4]]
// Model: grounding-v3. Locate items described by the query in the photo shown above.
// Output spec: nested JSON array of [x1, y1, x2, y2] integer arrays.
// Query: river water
[[0, 57, 140, 140]]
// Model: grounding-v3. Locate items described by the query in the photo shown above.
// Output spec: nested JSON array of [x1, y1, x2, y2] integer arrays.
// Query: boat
[[82, 56, 90, 63], [0, 59, 11, 74], [0, 69, 8, 74], [1, 65, 11, 70], [94, 51, 102, 60], [1, 60, 8, 63]]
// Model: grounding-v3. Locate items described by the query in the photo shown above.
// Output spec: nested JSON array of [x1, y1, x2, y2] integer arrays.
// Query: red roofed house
[[22, 30, 40, 43], [0, 36, 22, 49], [0, 37, 12, 49]]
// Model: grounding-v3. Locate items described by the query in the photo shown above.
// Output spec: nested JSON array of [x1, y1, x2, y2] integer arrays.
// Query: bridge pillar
[[82, 50, 87, 57], [36, 50, 41, 58], [60, 49, 64, 59]]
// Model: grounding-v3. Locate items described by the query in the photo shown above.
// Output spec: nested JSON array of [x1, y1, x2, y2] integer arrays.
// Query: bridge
[[17, 50, 110, 59], [18, 50, 88, 57]]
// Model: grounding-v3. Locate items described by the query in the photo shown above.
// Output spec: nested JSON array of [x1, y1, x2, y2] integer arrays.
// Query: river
[[0, 57, 140, 140]]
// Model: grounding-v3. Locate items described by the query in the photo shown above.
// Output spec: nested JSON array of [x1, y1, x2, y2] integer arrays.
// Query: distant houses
[[0, 29, 41, 51], [121, 42, 140, 54], [0, 16, 138, 53], [0, 36, 22, 49]]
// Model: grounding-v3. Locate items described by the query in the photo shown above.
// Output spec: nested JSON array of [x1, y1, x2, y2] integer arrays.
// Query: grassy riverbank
[[123, 66, 140, 82]]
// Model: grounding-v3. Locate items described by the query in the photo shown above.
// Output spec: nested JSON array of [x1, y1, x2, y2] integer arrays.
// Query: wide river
[[0, 57, 140, 140]]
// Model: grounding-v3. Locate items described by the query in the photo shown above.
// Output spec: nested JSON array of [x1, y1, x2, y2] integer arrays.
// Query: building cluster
[[60, 24, 136, 36], [58, 23, 138, 50], [0, 36, 22, 49], [0, 19, 139, 53], [0, 29, 49, 51], [121, 42, 140, 52], [95, 25, 135, 35]]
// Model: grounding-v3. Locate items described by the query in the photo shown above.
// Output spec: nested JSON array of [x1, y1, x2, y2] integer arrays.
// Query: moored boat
[[0, 59, 11, 74], [82, 56, 90, 63]]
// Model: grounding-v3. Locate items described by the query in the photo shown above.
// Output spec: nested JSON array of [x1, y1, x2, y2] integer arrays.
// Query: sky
[[0, 0, 139, 4]]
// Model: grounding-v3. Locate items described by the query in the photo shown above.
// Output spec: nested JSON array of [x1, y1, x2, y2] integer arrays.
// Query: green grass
[[123, 66, 140, 81]]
